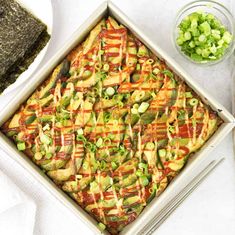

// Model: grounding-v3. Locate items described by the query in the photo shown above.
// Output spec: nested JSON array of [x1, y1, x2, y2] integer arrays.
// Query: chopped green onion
[[146, 58, 154, 64], [177, 110, 185, 120], [137, 46, 147, 57], [103, 63, 110, 72], [96, 71, 107, 81], [138, 162, 148, 170], [158, 149, 166, 158], [117, 101, 124, 108], [43, 124, 50, 131], [103, 137, 112, 146], [136, 169, 143, 177], [223, 31, 232, 44], [95, 63, 102, 71], [138, 162, 148, 175], [98, 222, 106, 231], [189, 98, 198, 106], [162, 70, 174, 79], [98, 50, 105, 55], [106, 87, 115, 96], [77, 128, 83, 135], [151, 91, 156, 98], [45, 153, 53, 159], [202, 49, 210, 58], [168, 125, 175, 133], [136, 64, 141, 70], [153, 68, 160, 75], [82, 70, 92, 78], [76, 134, 87, 143], [184, 32, 191, 41], [104, 94, 109, 100], [176, 11, 233, 62], [118, 145, 126, 155], [196, 48, 202, 55], [100, 160, 107, 170], [146, 142, 155, 150], [134, 90, 145, 102], [40, 134, 52, 145], [90, 181, 99, 191], [133, 103, 139, 109], [139, 175, 149, 186], [198, 34, 206, 42], [70, 181, 78, 188], [96, 137, 103, 148], [189, 41, 195, 48], [17, 142, 26, 151], [138, 102, 149, 113], [104, 112, 111, 123], [131, 108, 139, 115], [111, 161, 118, 170], [185, 91, 193, 98], [199, 21, 211, 36]]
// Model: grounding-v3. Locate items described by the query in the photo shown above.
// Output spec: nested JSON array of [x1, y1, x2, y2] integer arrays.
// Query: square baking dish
[[0, 2, 234, 234]]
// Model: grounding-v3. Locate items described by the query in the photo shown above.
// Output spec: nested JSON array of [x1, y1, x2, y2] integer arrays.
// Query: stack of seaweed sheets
[[0, 0, 50, 93]]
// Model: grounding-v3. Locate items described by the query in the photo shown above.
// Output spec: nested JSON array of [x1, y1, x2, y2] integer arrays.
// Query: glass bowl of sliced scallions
[[173, 0, 235, 65]]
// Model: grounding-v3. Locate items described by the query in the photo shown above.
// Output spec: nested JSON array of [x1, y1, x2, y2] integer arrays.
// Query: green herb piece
[[76, 134, 87, 143], [98, 222, 106, 232], [40, 134, 52, 145], [189, 98, 198, 106], [185, 91, 193, 98], [104, 112, 111, 123], [85, 142, 96, 152], [98, 50, 105, 55], [77, 128, 84, 136], [153, 68, 160, 75], [168, 125, 175, 134], [45, 153, 53, 159], [176, 11, 233, 62], [131, 107, 139, 115], [145, 142, 155, 150], [139, 175, 149, 186], [111, 161, 118, 170], [103, 137, 111, 146], [138, 102, 149, 113], [17, 142, 26, 151], [96, 137, 103, 148], [82, 70, 92, 78], [158, 149, 167, 158], [136, 169, 143, 177], [103, 63, 110, 72], [162, 70, 174, 79]]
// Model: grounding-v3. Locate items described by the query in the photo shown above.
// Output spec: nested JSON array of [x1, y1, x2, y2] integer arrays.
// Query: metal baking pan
[[0, 2, 234, 234]]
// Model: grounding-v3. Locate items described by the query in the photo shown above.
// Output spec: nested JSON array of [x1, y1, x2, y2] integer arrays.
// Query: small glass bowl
[[173, 0, 235, 65]]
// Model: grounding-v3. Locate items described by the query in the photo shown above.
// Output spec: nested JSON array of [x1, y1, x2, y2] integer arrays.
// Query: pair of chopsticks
[[137, 158, 224, 235]]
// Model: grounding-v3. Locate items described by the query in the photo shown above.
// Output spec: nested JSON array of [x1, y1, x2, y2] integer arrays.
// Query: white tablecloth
[[0, 0, 235, 234]]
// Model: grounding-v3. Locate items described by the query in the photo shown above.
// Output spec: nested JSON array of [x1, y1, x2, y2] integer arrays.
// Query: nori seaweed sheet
[[0, 0, 50, 93]]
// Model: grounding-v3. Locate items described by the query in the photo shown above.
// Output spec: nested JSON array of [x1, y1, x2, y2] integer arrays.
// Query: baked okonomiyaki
[[1, 17, 222, 234]]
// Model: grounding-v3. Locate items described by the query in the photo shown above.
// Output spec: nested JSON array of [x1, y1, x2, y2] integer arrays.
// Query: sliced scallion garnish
[[176, 11, 233, 62]]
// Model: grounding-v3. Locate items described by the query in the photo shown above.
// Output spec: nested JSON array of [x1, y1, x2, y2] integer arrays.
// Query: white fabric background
[[0, 0, 235, 234]]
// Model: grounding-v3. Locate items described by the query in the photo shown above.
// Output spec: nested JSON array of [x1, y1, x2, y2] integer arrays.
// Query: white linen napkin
[[0, 170, 36, 235]]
